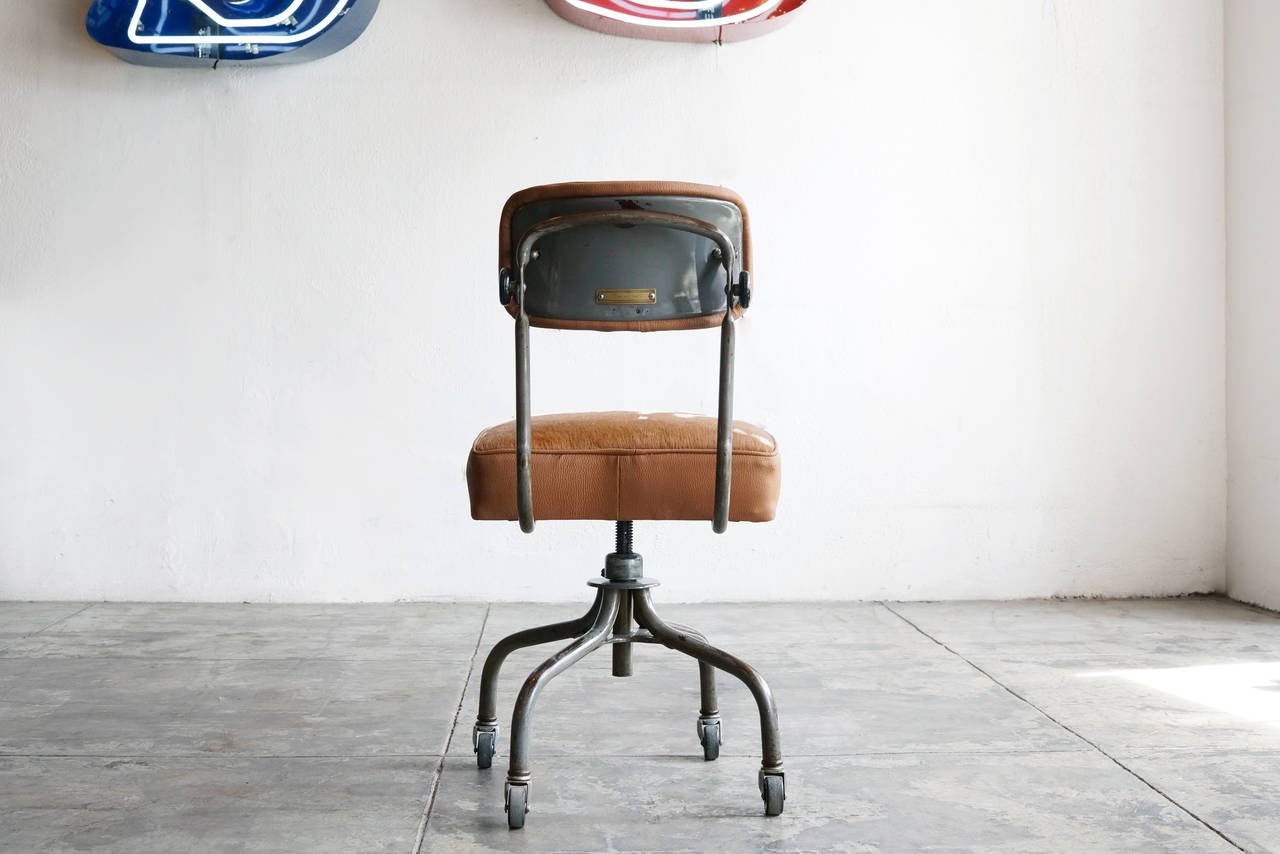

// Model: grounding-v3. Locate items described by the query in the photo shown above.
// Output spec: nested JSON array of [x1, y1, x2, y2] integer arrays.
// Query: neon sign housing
[[544, 0, 808, 43], [86, 0, 380, 67]]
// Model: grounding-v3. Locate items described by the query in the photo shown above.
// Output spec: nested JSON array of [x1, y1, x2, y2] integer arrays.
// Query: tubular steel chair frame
[[470, 185, 784, 829], [511, 208, 743, 535]]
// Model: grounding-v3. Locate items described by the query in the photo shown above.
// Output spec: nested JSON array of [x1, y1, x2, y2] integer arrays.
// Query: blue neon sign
[[86, 0, 380, 66]]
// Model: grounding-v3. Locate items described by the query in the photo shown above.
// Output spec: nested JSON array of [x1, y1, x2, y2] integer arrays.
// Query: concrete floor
[[2, 597, 1279, 852]]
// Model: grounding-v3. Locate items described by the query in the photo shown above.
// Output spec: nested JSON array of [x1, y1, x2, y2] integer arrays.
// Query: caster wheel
[[506, 784, 528, 830], [761, 774, 785, 817], [474, 729, 496, 770], [699, 720, 721, 761]]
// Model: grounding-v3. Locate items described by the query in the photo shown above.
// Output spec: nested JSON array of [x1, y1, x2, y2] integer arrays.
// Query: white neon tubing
[[562, 0, 785, 28], [602, 0, 698, 21], [178, 0, 303, 27], [128, 0, 350, 45], [607, 0, 729, 9]]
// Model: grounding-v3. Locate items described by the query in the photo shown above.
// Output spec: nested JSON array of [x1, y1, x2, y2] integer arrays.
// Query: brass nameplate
[[595, 288, 657, 306]]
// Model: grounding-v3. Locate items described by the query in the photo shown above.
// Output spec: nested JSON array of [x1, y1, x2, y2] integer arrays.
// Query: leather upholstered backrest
[[499, 181, 752, 332]]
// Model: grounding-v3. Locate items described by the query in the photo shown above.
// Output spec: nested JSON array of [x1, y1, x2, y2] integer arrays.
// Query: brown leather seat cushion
[[467, 412, 780, 522]]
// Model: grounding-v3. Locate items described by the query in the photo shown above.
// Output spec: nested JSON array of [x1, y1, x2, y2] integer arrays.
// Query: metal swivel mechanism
[[472, 521, 785, 829]]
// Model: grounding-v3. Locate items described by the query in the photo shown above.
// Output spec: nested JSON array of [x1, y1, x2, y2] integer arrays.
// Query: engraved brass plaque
[[595, 289, 657, 306]]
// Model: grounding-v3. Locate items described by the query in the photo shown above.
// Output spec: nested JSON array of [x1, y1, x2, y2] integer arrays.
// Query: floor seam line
[[26, 603, 95, 637], [0, 753, 441, 760], [0, 656, 470, 663], [412, 602, 490, 854], [878, 602, 1247, 853]]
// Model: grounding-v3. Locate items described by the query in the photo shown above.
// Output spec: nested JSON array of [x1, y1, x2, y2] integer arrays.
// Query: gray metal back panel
[[510, 195, 744, 325]]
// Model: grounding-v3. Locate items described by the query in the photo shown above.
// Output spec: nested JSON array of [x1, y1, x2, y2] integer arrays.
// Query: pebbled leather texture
[[467, 411, 781, 522], [499, 180, 752, 332]]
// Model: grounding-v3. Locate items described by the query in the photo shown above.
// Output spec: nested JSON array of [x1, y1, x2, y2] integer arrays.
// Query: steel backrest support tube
[[516, 210, 738, 272], [515, 285, 534, 533], [513, 209, 739, 534], [714, 299, 735, 533]]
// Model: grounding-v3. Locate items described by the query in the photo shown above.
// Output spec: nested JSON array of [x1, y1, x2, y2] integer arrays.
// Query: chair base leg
[[476, 563, 786, 828], [471, 589, 604, 768]]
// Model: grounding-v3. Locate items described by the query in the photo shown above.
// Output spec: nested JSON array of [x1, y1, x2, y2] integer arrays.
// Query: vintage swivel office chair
[[466, 181, 784, 829]]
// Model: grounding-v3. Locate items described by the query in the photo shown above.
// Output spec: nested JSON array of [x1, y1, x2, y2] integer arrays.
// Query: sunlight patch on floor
[[1084, 662, 1280, 724]]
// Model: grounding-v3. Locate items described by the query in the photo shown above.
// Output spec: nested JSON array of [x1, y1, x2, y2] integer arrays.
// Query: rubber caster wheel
[[506, 784, 528, 830], [761, 774, 785, 816], [699, 720, 721, 761], [474, 729, 496, 770]]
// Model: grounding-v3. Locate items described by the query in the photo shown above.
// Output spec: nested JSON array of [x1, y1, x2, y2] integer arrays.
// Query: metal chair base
[[472, 547, 785, 829]]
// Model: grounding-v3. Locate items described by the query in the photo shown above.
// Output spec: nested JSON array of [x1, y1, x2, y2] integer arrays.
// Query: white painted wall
[[0, 1, 1226, 602], [1225, 0, 1280, 611]]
